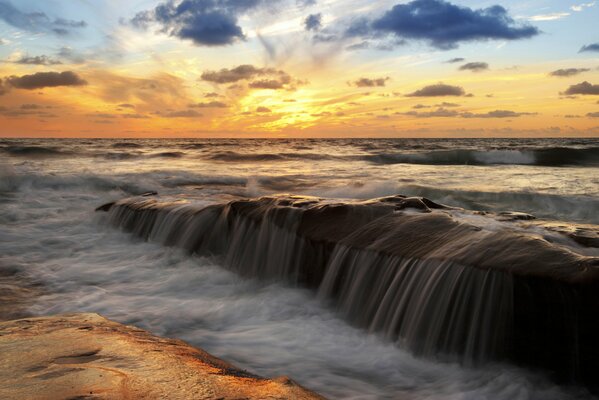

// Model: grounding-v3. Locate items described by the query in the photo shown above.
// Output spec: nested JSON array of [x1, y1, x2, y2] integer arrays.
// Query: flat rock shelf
[[0, 313, 323, 400]]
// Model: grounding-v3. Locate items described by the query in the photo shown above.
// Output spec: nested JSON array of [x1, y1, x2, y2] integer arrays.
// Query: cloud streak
[[459, 62, 489, 72], [549, 68, 589, 77], [351, 77, 389, 87], [0, 0, 86, 36]]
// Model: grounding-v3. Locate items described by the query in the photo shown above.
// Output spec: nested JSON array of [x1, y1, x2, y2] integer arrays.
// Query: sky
[[0, 0, 598, 138]]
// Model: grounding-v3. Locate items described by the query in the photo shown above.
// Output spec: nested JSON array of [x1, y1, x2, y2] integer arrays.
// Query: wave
[[207, 151, 341, 163], [363, 147, 599, 167], [111, 142, 143, 149], [2, 145, 70, 157], [150, 151, 186, 158]]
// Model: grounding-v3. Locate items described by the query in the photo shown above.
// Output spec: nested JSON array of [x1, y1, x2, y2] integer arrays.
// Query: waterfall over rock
[[98, 194, 599, 389]]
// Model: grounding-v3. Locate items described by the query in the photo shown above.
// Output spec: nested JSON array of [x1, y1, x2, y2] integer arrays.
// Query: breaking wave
[[363, 147, 599, 166]]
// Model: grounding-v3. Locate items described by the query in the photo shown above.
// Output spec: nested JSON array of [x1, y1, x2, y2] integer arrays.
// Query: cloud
[[459, 62, 489, 72], [130, 0, 274, 46], [4, 71, 87, 91], [436, 102, 460, 107], [0, 0, 86, 36], [0, 38, 5, 45], [406, 83, 465, 97], [445, 57, 465, 63], [256, 106, 272, 112], [12, 55, 62, 65], [528, 12, 570, 21], [580, 43, 599, 52], [549, 68, 590, 77], [189, 100, 228, 108], [89, 71, 189, 111], [121, 113, 150, 119], [201, 64, 276, 83], [400, 107, 459, 117], [304, 13, 322, 31], [351, 77, 389, 87], [163, 109, 202, 118], [563, 81, 599, 95], [346, 0, 539, 50], [462, 110, 535, 118], [297, 0, 317, 7], [588, 112, 599, 117], [201, 64, 302, 90], [571, 2, 596, 12], [400, 108, 534, 118], [249, 78, 289, 89], [57, 47, 87, 64], [118, 103, 135, 108]]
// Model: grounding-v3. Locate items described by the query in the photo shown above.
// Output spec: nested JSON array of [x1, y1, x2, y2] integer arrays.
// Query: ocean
[[1, 137, 598, 399]]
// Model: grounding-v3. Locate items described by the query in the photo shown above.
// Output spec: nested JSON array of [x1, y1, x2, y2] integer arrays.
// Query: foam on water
[[1, 138, 598, 399]]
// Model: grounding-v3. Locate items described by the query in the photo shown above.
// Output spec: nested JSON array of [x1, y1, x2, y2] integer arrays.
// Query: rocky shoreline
[[0, 313, 323, 400]]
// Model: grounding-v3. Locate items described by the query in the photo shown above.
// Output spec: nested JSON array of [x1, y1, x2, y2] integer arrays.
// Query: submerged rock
[[0, 313, 323, 400]]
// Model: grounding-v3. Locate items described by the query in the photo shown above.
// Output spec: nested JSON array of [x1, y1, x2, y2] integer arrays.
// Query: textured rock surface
[[0, 313, 323, 400]]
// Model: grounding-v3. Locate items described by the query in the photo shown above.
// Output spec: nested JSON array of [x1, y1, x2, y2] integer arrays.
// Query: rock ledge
[[0, 313, 322, 400]]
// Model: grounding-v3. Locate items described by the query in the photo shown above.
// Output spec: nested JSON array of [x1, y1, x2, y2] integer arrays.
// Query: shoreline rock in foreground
[[0, 313, 323, 400]]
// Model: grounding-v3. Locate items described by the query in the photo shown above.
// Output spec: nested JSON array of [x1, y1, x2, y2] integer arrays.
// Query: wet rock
[[0, 313, 323, 400]]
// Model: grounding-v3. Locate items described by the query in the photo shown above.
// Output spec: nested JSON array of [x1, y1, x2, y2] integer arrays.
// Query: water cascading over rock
[[97, 194, 599, 389]]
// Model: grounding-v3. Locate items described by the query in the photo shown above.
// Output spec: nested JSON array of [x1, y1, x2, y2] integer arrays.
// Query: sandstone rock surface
[[0, 313, 323, 400]]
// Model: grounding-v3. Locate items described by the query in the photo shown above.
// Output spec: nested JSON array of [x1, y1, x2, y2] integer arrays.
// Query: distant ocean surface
[[1, 137, 598, 399]]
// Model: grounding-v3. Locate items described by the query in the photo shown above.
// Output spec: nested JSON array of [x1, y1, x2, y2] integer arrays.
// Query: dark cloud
[[351, 77, 389, 87], [201, 64, 301, 90], [399, 108, 533, 118], [130, 0, 273, 46], [122, 113, 150, 119], [20, 103, 43, 109], [163, 109, 202, 118], [118, 103, 135, 108], [346, 0, 538, 49], [563, 81, 599, 95], [204, 92, 220, 97], [400, 107, 459, 117], [579, 43, 599, 53], [406, 83, 465, 97], [549, 68, 590, 77], [12, 55, 62, 65], [189, 100, 228, 108], [587, 112, 599, 117], [4, 71, 87, 91], [445, 57, 465, 63], [459, 62, 489, 72], [201, 64, 276, 83], [297, 0, 317, 7], [462, 110, 535, 118], [412, 104, 428, 109], [304, 13, 322, 31], [436, 102, 460, 107], [256, 106, 272, 112], [0, 0, 86, 35], [249, 79, 287, 89]]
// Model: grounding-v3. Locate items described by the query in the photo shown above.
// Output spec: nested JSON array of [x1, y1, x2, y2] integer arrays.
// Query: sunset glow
[[0, 0, 598, 137]]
